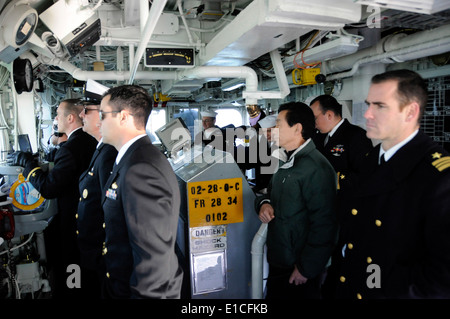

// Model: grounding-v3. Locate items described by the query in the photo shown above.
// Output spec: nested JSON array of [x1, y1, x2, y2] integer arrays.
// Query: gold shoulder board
[[432, 156, 450, 172]]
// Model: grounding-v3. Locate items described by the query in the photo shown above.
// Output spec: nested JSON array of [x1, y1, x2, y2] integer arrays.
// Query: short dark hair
[[278, 101, 315, 140], [309, 95, 342, 117], [371, 69, 427, 121], [61, 98, 83, 123], [103, 85, 152, 129]]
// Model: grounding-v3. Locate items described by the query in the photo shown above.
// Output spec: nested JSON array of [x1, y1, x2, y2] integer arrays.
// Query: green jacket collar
[[279, 138, 315, 169]]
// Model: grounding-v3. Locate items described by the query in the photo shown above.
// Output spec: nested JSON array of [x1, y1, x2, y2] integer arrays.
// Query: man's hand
[[6, 151, 33, 167], [258, 203, 275, 223], [289, 265, 308, 285]]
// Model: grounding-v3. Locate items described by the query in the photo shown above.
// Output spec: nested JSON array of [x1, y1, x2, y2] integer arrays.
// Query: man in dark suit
[[336, 69, 450, 299], [77, 99, 117, 298], [310, 95, 373, 190], [98, 85, 183, 299], [7, 98, 98, 298], [310, 95, 373, 299]]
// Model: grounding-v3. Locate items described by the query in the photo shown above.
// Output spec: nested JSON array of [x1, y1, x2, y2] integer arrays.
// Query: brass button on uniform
[[367, 257, 372, 264], [351, 209, 358, 216], [340, 276, 346, 283], [82, 189, 88, 199], [75, 213, 78, 219], [356, 293, 362, 299], [106, 272, 110, 278], [76, 230, 79, 235], [103, 222, 106, 229], [375, 219, 382, 227], [102, 247, 108, 255], [347, 243, 353, 250]]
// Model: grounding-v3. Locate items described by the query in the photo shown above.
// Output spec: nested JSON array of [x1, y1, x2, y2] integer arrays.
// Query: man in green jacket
[[255, 101, 338, 299]]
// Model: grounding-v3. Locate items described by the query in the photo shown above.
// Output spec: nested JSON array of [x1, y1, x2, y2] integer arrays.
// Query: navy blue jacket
[[336, 131, 450, 298], [77, 142, 117, 272], [101, 136, 183, 299], [26, 128, 97, 267]]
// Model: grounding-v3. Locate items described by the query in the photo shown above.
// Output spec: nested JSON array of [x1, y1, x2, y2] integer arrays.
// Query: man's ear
[[120, 110, 134, 127], [295, 123, 303, 136], [405, 101, 420, 122], [66, 113, 74, 124]]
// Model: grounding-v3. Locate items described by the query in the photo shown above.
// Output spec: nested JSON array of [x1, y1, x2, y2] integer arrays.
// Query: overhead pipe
[[177, 0, 194, 46], [178, 65, 259, 104], [48, 50, 291, 105], [324, 23, 450, 80], [47, 58, 177, 81], [176, 50, 290, 105], [326, 36, 450, 81], [140, 0, 149, 33], [52, 58, 289, 105], [128, 0, 167, 84], [269, 49, 290, 98]]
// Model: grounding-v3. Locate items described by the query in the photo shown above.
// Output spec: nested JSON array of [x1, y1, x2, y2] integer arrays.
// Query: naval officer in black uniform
[[310, 95, 373, 189], [77, 99, 117, 298], [7, 98, 98, 298], [99, 85, 183, 299], [310, 95, 373, 299], [336, 69, 450, 299]]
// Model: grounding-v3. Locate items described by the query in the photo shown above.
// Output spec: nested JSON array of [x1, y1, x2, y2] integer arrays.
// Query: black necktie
[[379, 154, 386, 166], [324, 134, 329, 146]]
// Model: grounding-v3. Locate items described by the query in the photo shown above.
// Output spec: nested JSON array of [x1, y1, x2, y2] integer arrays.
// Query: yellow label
[[188, 178, 243, 227]]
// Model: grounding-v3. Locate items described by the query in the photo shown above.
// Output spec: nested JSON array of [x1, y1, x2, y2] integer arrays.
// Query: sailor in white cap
[[257, 114, 277, 143], [200, 109, 218, 130]]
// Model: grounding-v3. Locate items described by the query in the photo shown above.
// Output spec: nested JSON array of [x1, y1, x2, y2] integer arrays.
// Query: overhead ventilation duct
[[354, 0, 450, 15], [200, 0, 362, 67]]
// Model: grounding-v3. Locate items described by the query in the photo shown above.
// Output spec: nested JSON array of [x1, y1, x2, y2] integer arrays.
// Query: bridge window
[[215, 109, 243, 128], [146, 109, 166, 143]]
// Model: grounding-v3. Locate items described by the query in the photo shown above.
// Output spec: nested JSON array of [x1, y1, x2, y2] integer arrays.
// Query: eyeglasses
[[99, 110, 121, 120], [84, 107, 100, 114]]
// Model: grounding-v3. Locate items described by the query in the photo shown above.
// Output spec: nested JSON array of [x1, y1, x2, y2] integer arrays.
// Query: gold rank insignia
[[432, 155, 450, 172], [432, 152, 442, 159], [112, 182, 118, 189]]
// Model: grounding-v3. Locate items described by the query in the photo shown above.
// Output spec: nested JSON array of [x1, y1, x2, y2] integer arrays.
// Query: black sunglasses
[[99, 110, 121, 120], [84, 107, 100, 114]]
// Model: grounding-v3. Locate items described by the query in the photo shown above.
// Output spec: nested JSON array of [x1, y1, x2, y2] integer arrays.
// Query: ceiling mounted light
[[0, 1, 38, 48]]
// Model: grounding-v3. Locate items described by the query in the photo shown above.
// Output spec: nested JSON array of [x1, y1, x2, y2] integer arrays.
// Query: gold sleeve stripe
[[26, 167, 42, 180], [432, 157, 450, 172]]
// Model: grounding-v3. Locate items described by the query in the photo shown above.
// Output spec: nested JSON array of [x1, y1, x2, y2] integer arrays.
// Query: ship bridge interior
[[0, 0, 450, 301]]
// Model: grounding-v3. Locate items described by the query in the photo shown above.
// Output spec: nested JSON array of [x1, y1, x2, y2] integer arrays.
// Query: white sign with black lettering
[[190, 225, 227, 253]]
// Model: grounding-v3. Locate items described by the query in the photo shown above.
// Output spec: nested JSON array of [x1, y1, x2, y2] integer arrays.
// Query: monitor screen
[[155, 118, 191, 154], [18, 134, 32, 153]]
